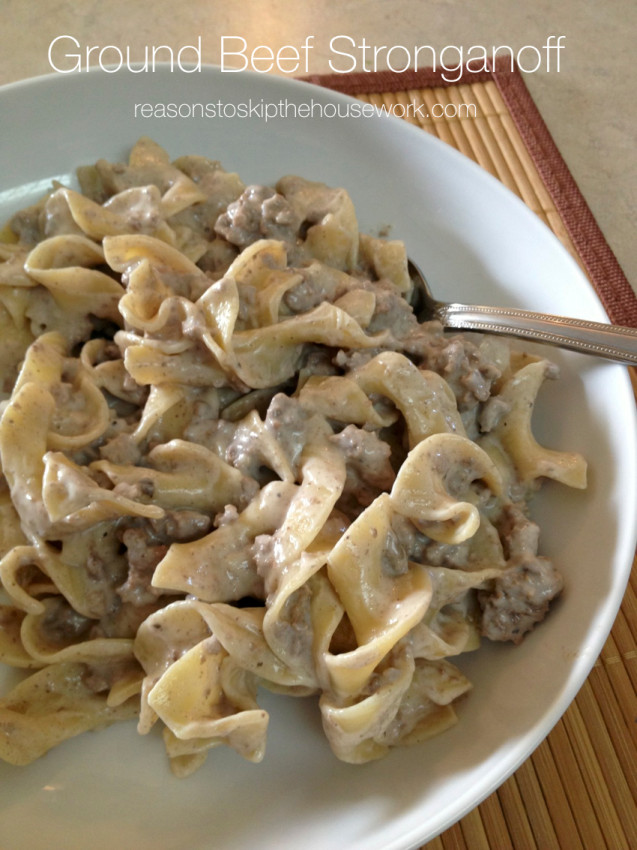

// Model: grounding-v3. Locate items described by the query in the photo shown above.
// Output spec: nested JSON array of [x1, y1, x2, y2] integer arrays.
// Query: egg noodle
[[0, 138, 586, 775]]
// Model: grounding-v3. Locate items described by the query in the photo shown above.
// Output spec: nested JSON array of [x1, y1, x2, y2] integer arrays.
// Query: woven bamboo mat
[[307, 60, 637, 850]]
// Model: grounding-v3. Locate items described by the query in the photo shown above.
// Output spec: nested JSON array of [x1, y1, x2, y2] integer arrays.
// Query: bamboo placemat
[[306, 60, 637, 850]]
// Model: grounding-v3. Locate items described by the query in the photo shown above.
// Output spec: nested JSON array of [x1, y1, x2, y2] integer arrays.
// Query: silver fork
[[408, 260, 637, 365]]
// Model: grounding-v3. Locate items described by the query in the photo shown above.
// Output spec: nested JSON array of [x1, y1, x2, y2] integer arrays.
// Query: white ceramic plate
[[0, 67, 635, 850]]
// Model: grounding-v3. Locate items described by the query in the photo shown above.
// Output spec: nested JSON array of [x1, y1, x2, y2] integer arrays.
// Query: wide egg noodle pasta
[[25, 234, 125, 322], [0, 139, 588, 773], [151, 480, 298, 603], [91, 439, 258, 515], [478, 359, 587, 492], [275, 175, 359, 271], [0, 661, 139, 766], [325, 493, 433, 698], [350, 352, 466, 446], [390, 432, 503, 545]]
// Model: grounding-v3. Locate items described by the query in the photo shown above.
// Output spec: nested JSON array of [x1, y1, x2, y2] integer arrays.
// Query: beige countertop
[[0, 0, 634, 293]]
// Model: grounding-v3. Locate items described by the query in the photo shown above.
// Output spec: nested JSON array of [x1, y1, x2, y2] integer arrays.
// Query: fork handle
[[439, 303, 637, 364]]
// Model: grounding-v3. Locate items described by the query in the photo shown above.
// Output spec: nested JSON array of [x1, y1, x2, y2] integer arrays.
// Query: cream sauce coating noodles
[[0, 138, 586, 774]]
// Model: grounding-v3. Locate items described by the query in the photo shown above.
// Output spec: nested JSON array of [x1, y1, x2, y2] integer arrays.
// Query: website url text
[[133, 98, 477, 122]]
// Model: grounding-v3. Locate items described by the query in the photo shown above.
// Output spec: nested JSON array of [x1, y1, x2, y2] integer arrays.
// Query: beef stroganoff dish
[[0, 138, 587, 776]]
